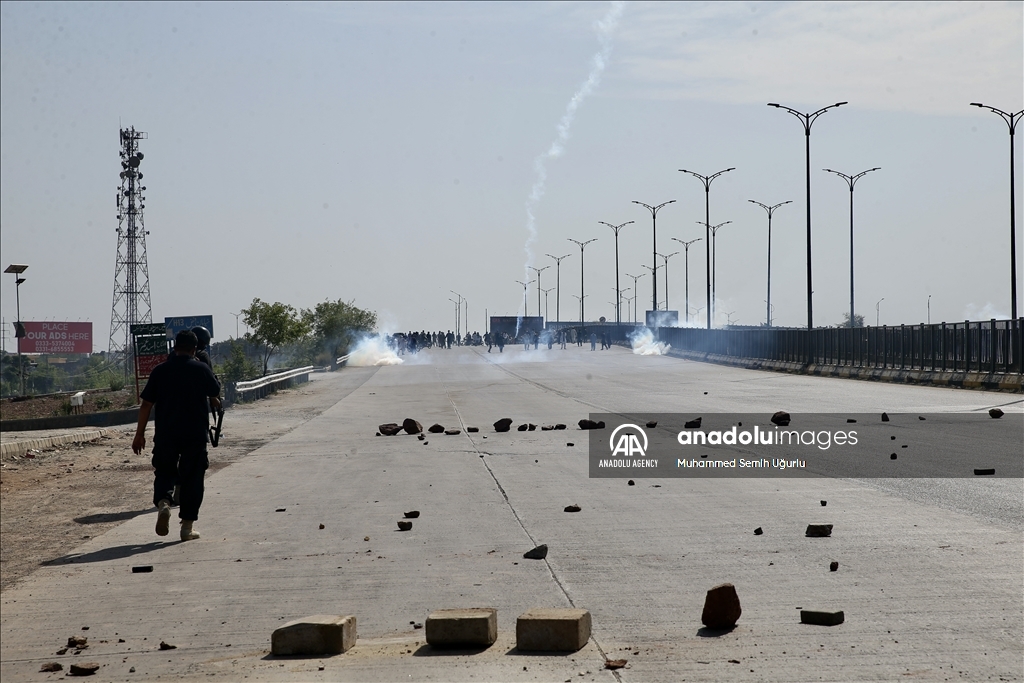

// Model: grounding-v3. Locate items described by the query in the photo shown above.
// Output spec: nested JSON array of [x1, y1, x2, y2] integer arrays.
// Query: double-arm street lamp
[[696, 220, 732, 325], [568, 238, 597, 326], [5, 264, 28, 396], [679, 168, 734, 329], [598, 220, 634, 325], [625, 272, 646, 326], [671, 238, 702, 324], [748, 200, 792, 328], [542, 287, 555, 322], [657, 252, 679, 312], [545, 253, 572, 323], [515, 280, 535, 318], [767, 101, 847, 330], [970, 102, 1022, 320], [823, 167, 880, 328], [632, 201, 675, 314], [529, 266, 550, 322]]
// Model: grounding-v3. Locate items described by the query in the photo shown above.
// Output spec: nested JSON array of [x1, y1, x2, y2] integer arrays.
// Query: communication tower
[[108, 127, 153, 377]]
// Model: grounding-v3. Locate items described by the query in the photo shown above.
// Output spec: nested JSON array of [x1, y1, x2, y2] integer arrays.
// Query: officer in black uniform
[[134, 330, 221, 541]]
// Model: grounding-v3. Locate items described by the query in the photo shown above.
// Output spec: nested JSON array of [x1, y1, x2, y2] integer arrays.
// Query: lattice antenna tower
[[108, 126, 152, 378]]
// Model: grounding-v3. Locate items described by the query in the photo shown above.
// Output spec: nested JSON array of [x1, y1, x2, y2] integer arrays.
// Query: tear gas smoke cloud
[[519, 1, 626, 332], [630, 327, 670, 356], [347, 335, 403, 366]]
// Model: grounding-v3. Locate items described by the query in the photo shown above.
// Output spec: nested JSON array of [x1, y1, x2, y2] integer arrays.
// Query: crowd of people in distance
[[385, 327, 621, 355]]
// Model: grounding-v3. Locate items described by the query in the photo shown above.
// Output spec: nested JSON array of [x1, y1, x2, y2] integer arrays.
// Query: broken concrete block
[[974, 468, 996, 476], [428, 424, 445, 434], [398, 521, 412, 531], [701, 583, 742, 629], [523, 544, 548, 559], [554, 424, 567, 430], [271, 615, 357, 656], [528, 424, 537, 431], [40, 663, 62, 672], [379, 423, 402, 436], [805, 524, 833, 537], [563, 504, 581, 513], [881, 412, 890, 421], [566, 442, 574, 447], [829, 561, 839, 572], [425, 608, 497, 647], [770, 411, 791, 426], [404, 511, 420, 518], [605, 658, 627, 670], [494, 418, 513, 432], [68, 662, 100, 676], [684, 417, 702, 429], [753, 527, 763, 535], [800, 610, 844, 626], [890, 453, 897, 460], [159, 641, 176, 650], [67, 636, 87, 649], [820, 500, 827, 507], [444, 429, 461, 435], [541, 425, 554, 431], [467, 427, 479, 433], [403, 418, 423, 434], [918, 416, 926, 420], [627, 479, 635, 486], [989, 408, 1004, 419], [578, 419, 599, 430], [646, 421, 658, 428], [417, 434, 425, 441], [516, 608, 591, 652], [517, 424, 528, 431]]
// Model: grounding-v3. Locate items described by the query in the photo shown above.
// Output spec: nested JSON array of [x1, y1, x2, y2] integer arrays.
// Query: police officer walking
[[133, 329, 222, 542]]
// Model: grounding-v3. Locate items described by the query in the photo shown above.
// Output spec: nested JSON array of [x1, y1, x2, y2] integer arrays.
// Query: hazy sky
[[1, 1, 1021, 351]]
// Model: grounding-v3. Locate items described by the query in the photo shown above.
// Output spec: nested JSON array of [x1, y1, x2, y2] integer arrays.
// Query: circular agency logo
[[609, 423, 648, 457]]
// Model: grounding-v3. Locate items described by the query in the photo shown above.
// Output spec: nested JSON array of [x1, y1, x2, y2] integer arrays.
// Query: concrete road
[[1, 345, 1021, 682]]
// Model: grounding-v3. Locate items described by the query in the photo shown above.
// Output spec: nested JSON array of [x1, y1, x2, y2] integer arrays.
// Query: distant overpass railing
[[657, 319, 1022, 374]]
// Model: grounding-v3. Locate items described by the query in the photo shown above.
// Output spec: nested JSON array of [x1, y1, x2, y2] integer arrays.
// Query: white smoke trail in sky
[[518, 1, 626, 332]]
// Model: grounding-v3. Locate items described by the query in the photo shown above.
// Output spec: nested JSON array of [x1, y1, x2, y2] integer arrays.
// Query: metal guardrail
[[336, 353, 351, 366], [230, 366, 314, 403], [657, 318, 1023, 374]]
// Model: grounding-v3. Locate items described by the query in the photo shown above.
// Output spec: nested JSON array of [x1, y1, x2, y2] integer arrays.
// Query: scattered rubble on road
[[805, 524, 833, 537], [523, 544, 548, 559], [701, 583, 742, 629]]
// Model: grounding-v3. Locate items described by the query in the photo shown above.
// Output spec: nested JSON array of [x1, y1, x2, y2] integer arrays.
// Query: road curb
[[0, 429, 109, 457], [664, 349, 1023, 392]]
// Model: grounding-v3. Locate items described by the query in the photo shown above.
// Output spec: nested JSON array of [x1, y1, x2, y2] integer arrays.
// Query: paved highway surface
[[1, 344, 1021, 682]]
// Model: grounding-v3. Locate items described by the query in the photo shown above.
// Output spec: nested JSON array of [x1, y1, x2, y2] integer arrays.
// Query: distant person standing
[[590, 331, 597, 351], [496, 332, 505, 353], [133, 330, 222, 542]]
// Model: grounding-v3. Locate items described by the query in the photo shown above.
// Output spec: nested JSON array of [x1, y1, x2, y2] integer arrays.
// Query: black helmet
[[191, 326, 211, 349]]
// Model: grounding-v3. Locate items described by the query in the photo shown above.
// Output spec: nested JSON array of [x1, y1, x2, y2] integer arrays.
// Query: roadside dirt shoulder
[[1, 375, 344, 593]]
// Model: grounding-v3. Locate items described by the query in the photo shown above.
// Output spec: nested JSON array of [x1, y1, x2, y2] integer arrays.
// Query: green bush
[[108, 374, 125, 392], [95, 397, 112, 410]]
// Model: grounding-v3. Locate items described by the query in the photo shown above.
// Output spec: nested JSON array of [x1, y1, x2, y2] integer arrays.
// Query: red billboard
[[19, 322, 93, 354]]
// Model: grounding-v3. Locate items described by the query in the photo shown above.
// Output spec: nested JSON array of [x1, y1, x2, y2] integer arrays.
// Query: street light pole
[[641, 264, 660, 322], [679, 168, 734, 329], [970, 103, 1022, 320], [927, 294, 931, 325], [598, 221, 634, 325], [824, 167, 880, 328], [515, 280, 534, 318], [671, 238, 702, 324], [450, 290, 464, 338], [568, 238, 596, 327], [748, 200, 792, 328], [767, 101, 847, 330], [529, 266, 550, 322], [876, 297, 884, 327], [632, 201, 676, 315], [4, 264, 28, 396], [696, 220, 732, 325], [657, 252, 679, 312], [542, 287, 555, 322], [625, 272, 646, 325], [545, 253, 572, 323]]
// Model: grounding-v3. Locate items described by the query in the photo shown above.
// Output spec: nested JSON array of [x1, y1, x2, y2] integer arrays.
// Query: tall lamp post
[[5, 264, 28, 396], [748, 200, 792, 328], [671, 238, 702, 324], [697, 220, 732, 325], [625, 272, 646, 325], [515, 280, 535, 318], [450, 290, 464, 338], [545, 253, 571, 323], [657, 252, 679, 312], [571, 294, 588, 326], [970, 103, 1022, 320], [767, 101, 847, 330], [542, 287, 555, 322], [875, 297, 884, 327], [448, 298, 460, 337], [529, 266, 550, 322], [824, 167, 880, 328], [632, 201, 675, 314], [679, 168, 734, 329], [568, 238, 596, 327], [641, 263, 660, 322], [598, 220, 634, 325]]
